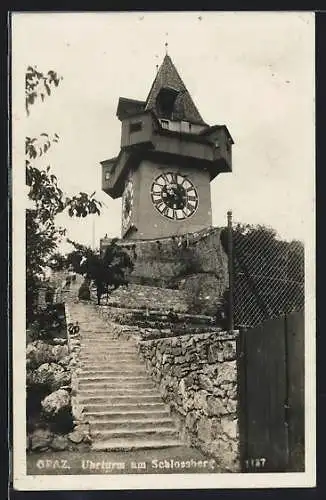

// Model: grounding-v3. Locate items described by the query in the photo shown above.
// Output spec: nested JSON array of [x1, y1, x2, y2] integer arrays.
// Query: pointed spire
[[145, 53, 206, 126]]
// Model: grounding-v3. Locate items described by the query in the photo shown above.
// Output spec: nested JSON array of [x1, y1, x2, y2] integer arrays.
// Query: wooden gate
[[237, 310, 305, 472]]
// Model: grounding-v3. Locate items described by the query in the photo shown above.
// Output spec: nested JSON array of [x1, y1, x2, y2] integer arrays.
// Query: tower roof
[[145, 54, 207, 126]]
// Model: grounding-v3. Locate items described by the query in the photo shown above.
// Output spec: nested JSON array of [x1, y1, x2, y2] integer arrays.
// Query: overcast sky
[[12, 12, 315, 251]]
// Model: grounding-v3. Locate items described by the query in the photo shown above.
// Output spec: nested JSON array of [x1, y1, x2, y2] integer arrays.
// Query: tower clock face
[[151, 172, 199, 220], [122, 179, 133, 229]]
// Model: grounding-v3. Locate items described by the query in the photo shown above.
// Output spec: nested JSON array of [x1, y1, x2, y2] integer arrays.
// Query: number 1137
[[245, 458, 267, 469]]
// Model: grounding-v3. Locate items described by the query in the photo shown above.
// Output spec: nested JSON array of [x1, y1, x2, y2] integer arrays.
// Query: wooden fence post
[[227, 210, 234, 332]]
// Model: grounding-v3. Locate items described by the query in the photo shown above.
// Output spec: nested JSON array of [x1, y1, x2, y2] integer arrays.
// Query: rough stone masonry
[[138, 330, 240, 472]]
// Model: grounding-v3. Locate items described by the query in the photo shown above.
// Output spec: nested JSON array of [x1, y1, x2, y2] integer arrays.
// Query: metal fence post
[[227, 210, 234, 332]]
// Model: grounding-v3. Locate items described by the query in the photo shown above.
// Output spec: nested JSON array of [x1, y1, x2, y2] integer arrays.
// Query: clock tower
[[101, 53, 233, 240]]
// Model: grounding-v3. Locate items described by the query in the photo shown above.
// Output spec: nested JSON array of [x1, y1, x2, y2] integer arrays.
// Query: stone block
[[206, 439, 239, 472], [184, 373, 197, 388], [223, 341, 237, 361], [68, 430, 84, 444], [51, 434, 69, 451], [198, 374, 214, 392], [226, 384, 237, 399], [212, 387, 225, 398], [26, 341, 54, 369], [207, 396, 227, 416], [52, 344, 69, 362], [185, 411, 198, 433], [201, 364, 217, 378], [41, 389, 71, 417], [178, 379, 186, 398], [53, 338, 67, 345], [193, 390, 208, 412], [174, 355, 186, 365], [183, 395, 195, 411], [215, 361, 237, 385], [207, 344, 219, 363], [197, 418, 212, 443], [221, 417, 238, 440], [30, 428, 53, 451], [226, 399, 237, 414]]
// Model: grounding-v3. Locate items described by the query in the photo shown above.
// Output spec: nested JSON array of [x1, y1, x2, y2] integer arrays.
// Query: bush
[[28, 304, 66, 342]]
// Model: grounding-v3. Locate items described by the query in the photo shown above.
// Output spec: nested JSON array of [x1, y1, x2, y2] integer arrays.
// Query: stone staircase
[[73, 303, 183, 451]]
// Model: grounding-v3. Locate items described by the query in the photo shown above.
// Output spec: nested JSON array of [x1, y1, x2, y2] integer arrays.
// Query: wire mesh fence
[[227, 218, 304, 329]]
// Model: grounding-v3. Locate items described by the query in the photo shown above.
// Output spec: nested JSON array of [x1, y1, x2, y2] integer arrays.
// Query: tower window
[[105, 171, 111, 181], [156, 87, 179, 118], [160, 119, 169, 129], [129, 121, 142, 133]]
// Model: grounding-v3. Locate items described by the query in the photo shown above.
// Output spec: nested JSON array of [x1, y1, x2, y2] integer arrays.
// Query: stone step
[[84, 409, 170, 421], [80, 352, 139, 359], [80, 343, 137, 348], [91, 438, 183, 451], [90, 426, 179, 441], [80, 358, 140, 364], [82, 338, 137, 344], [80, 341, 137, 347], [80, 341, 136, 347], [78, 375, 149, 382], [77, 324, 110, 328], [83, 402, 168, 413], [79, 387, 159, 397], [80, 369, 147, 377], [80, 340, 136, 345], [81, 363, 145, 371], [81, 350, 138, 358], [81, 339, 133, 344], [80, 329, 115, 333], [80, 339, 136, 345], [79, 394, 163, 405], [80, 358, 141, 365], [88, 417, 176, 431], [79, 381, 155, 390]]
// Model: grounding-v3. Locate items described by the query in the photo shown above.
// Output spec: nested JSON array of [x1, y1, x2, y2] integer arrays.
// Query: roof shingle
[[145, 54, 207, 126]]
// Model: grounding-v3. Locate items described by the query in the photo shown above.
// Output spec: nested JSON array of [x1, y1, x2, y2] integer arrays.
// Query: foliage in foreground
[[25, 66, 102, 322]]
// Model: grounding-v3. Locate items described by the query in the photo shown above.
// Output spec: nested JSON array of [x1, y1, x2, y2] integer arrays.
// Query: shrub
[[28, 304, 66, 342]]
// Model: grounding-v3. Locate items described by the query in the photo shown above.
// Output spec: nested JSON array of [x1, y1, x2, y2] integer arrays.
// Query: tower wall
[[125, 159, 212, 240]]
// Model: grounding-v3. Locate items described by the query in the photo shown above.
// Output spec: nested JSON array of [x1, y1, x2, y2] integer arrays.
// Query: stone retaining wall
[[138, 330, 240, 471], [106, 284, 189, 313], [100, 227, 229, 316], [177, 272, 227, 316]]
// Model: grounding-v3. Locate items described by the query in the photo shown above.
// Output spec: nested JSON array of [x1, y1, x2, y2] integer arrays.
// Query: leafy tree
[[66, 239, 134, 305], [25, 66, 102, 322]]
